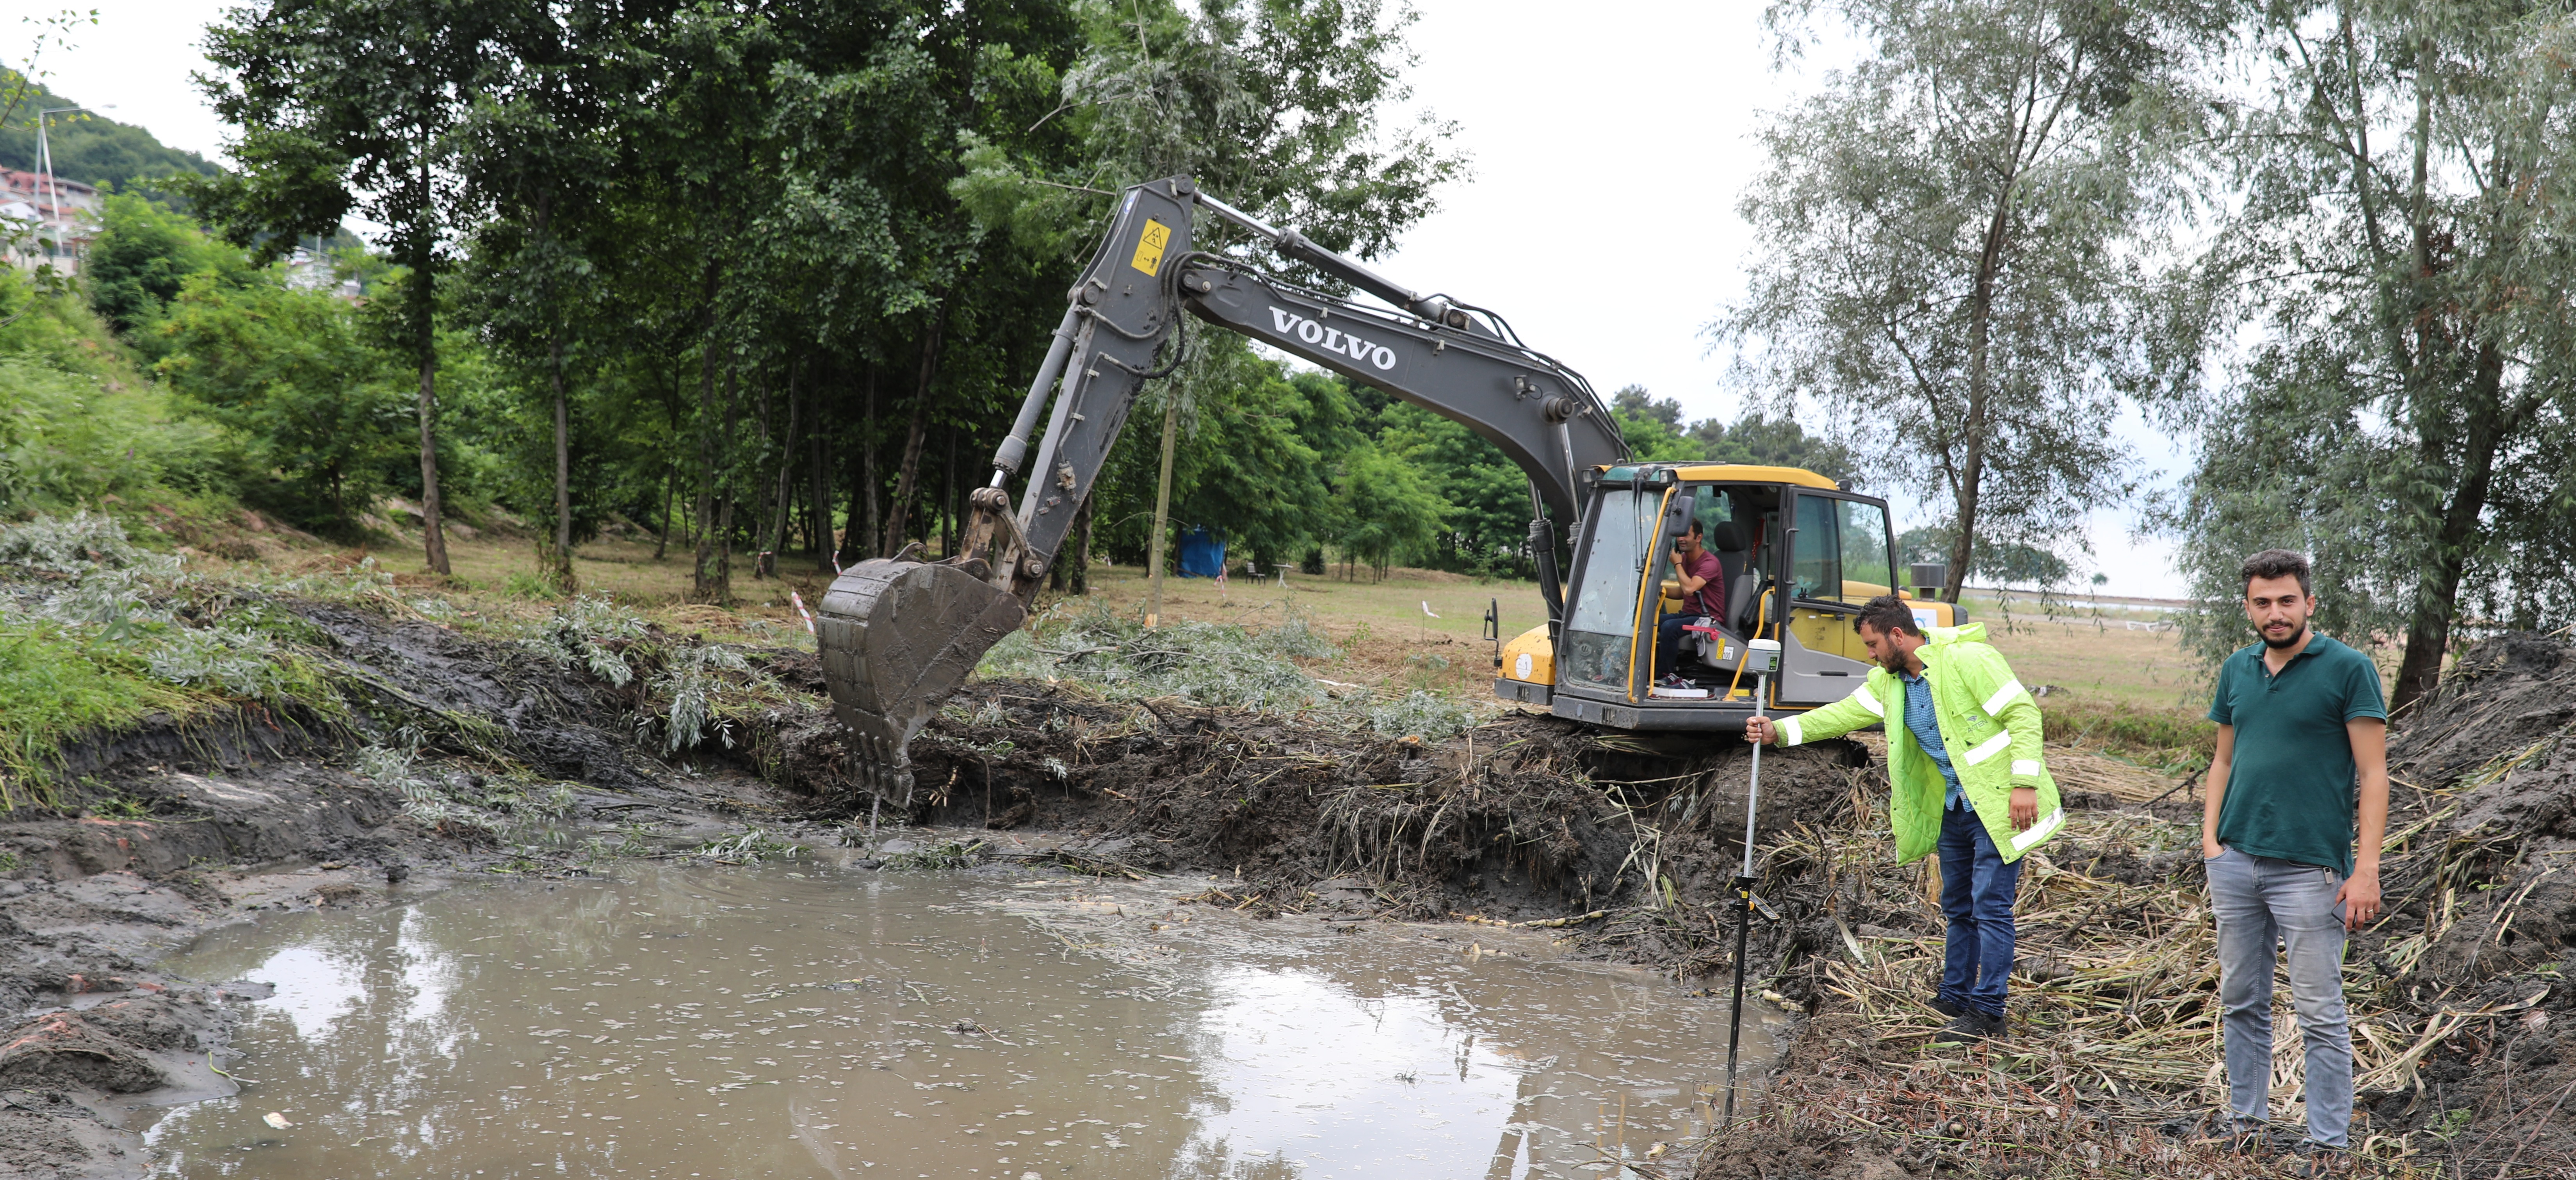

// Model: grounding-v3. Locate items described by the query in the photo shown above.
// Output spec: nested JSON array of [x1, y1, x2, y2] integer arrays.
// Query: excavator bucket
[[813, 560, 1026, 806]]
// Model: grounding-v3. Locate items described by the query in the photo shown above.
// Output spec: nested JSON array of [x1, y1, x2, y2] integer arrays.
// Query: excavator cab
[[1494, 463, 1965, 732]]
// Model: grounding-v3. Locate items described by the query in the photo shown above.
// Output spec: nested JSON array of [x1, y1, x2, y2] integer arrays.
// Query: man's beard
[[1879, 649, 1909, 674], [2260, 621, 2310, 650]]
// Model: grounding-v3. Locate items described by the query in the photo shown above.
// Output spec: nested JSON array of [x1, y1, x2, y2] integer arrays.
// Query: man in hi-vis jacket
[[1745, 595, 2062, 1043]]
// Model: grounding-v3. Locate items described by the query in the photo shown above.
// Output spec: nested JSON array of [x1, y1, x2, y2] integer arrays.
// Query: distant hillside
[[0, 68, 220, 192]]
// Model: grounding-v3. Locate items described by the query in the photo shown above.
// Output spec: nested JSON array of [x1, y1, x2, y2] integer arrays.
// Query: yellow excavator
[[814, 177, 1964, 801]]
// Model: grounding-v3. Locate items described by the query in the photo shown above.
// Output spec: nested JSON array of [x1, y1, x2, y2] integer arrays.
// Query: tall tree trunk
[[749, 367, 773, 580], [1146, 396, 1180, 627], [2390, 342, 2511, 716], [411, 236, 450, 576], [810, 422, 836, 574], [1942, 184, 2013, 604], [861, 368, 881, 565], [940, 427, 956, 559], [762, 372, 801, 578], [881, 314, 947, 557], [655, 461, 674, 561], [1070, 490, 1091, 595], [841, 469, 869, 571], [689, 359, 721, 598], [690, 264, 724, 602], [547, 335, 576, 593]]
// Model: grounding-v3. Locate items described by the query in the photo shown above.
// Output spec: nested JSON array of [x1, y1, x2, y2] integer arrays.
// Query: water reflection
[[143, 861, 1784, 1179]]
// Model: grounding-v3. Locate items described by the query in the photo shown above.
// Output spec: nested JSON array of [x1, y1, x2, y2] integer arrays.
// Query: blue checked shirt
[[1901, 670, 1969, 811]]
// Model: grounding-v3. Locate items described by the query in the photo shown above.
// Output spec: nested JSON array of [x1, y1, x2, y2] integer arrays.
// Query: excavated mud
[[883, 682, 1877, 991], [2357, 633, 2576, 1169]]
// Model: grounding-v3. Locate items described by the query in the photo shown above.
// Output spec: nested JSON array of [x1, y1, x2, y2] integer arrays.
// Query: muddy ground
[[0, 594, 819, 1178], [0, 573, 1876, 1178], [7, 573, 2570, 1180]]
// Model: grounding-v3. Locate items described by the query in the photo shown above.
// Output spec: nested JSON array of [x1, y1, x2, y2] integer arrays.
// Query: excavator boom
[[815, 176, 1628, 802]]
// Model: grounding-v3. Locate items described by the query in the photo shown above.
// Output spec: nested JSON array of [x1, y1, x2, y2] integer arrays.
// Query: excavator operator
[[1656, 520, 1724, 683]]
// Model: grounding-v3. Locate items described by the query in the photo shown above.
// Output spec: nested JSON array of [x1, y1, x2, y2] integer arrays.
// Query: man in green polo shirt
[[2201, 549, 2388, 1177]]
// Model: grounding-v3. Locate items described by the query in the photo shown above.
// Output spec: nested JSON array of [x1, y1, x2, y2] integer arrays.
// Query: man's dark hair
[[2240, 549, 2313, 597], [1851, 594, 1922, 637]]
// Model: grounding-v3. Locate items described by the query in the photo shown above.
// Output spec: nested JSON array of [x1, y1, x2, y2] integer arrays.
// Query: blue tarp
[[1177, 527, 1227, 578]]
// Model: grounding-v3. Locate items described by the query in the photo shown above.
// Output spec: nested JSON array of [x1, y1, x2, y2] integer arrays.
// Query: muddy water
[[142, 855, 1787, 1179]]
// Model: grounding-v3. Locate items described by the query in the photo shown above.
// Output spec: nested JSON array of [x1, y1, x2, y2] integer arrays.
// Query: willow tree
[[2149, 1, 2576, 712], [1718, 0, 2222, 601]]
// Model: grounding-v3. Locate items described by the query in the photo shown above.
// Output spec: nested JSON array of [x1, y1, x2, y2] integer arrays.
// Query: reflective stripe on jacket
[[1775, 622, 2062, 865]]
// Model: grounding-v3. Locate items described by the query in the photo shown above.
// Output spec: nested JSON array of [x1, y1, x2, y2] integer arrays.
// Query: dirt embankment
[[0, 594, 817, 1179]]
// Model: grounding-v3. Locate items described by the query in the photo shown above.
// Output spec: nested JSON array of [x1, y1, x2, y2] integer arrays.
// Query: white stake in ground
[[1722, 637, 1782, 1129]]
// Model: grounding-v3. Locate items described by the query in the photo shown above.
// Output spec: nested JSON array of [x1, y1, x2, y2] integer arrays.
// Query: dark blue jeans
[[1936, 803, 2021, 1017], [1656, 614, 1702, 674]]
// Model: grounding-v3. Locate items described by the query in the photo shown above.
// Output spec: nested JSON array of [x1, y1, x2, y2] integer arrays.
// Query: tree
[[1720, 0, 2221, 602], [1330, 441, 1445, 580], [2149, 1, 2576, 711], [956, 0, 1463, 615], [86, 193, 238, 336], [194, 0, 525, 575], [452, 0, 639, 592], [1694, 412, 1860, 487], [153, 273, 410, 525]]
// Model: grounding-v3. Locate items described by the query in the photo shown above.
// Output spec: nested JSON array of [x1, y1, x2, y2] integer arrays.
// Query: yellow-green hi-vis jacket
[[1776, 623, 2064, 865]]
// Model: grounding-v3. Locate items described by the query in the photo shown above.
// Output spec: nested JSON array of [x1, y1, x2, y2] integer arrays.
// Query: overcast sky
[[44, 0, 2189, 597]]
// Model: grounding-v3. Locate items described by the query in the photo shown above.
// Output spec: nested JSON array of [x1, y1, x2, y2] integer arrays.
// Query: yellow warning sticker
[[1130, 219, 1171, 276]]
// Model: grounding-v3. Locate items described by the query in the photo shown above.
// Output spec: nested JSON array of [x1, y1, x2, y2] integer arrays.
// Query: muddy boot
[[2293, 1143, 2350, 1177], [1931, 1010, 2003, 1044], [2195, 1112, 2264, 1155]]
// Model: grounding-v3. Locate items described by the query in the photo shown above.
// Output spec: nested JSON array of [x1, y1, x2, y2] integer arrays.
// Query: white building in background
[[283, 246, 364, 300], [0, 168, 102, 275]]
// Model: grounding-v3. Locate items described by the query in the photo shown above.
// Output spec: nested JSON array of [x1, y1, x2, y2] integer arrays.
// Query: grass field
[[236, 531, 2224, 758], [412, 537, 2220, 718]]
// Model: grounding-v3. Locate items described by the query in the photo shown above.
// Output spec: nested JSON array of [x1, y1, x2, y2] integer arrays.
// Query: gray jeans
[[2206, 845, 2353, 1147]]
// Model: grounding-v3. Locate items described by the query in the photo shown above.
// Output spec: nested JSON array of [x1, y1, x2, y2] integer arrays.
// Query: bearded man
[[2199, 549, 2387, 1177], [1745, 594, 2061, 1043]]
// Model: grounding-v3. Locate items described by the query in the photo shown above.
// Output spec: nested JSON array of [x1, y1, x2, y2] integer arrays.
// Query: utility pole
[[32, 105, 105, 270]]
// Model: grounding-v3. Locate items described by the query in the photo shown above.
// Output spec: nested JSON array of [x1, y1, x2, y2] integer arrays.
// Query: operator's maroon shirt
[[1679, 549, 1725, 616]]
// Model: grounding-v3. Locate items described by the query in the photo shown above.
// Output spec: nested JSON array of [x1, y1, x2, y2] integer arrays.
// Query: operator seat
[[1719, 520, 1766, 633], [1705, 520, 1750, 599]]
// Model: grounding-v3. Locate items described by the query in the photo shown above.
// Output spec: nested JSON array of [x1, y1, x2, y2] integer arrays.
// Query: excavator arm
[[816, 176, 1629, 802]]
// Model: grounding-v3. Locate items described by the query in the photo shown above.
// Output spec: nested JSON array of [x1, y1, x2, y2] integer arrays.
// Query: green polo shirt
[[2207, 632, 2387, 875]]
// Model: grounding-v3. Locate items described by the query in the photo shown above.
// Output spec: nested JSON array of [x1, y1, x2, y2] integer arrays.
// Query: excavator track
[[814, 560, 1026, 805]]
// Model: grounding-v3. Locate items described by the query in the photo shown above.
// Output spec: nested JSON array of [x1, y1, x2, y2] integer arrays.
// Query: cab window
[[1790, 494, 1841, 602], [1838, 499, 1893, 598]]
